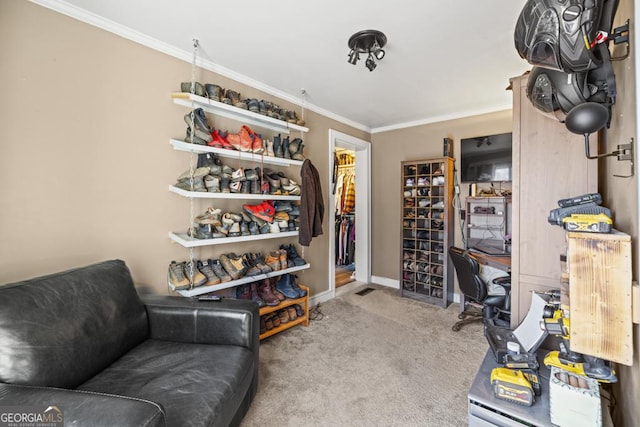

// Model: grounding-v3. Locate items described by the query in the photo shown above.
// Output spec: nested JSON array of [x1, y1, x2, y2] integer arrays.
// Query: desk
[[468, 350, 553, 427], [469, 250, 511, 273]]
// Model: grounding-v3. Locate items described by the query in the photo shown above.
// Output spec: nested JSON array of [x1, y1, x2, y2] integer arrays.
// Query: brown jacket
[[299, 159, 324, 246]]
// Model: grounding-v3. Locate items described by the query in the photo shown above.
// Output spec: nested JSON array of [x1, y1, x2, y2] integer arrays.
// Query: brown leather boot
[[258, 280, 280, 306], [269, 278, 286, 301]]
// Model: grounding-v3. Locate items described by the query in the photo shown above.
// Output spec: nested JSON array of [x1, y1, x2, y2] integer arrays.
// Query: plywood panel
[[510, 74, 597, 326], [568, 230, 633, 365]]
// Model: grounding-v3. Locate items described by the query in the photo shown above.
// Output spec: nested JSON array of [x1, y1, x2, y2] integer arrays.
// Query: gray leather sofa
[[0, 259, 259, 426]]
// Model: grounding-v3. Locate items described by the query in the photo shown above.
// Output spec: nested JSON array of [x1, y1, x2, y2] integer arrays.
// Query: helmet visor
[[527, 10, 562, 70], [528, 72, 567, 121]]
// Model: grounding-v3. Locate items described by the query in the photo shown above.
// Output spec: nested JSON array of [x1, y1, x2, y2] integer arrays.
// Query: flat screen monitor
[[460, 132, 512, 183]]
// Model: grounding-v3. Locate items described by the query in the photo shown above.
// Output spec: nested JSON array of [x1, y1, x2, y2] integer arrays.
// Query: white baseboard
[[309, 277, 461, 307], [309, 289, 334, 307], [369, 275, 461, 304], [370, 275, 399, 289]]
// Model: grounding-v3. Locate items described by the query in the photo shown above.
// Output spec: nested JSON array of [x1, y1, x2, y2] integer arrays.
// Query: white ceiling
[[42, 0, 531, 132]]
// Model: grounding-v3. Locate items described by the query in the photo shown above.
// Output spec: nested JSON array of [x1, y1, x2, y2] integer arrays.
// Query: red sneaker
[[226, 126, 253, 152], [243, 201, 275, 223], [209, 129, 234, 150], [242, 125, 264, 153]]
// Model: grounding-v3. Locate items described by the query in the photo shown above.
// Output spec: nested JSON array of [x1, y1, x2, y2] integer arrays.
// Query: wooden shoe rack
[[400, 157, 454, 307], [259, 285, 309, 340]]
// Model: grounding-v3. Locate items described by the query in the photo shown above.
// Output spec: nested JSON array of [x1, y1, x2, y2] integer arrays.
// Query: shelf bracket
[[610, 19, 630, 61], [613, 138, 634, 178]]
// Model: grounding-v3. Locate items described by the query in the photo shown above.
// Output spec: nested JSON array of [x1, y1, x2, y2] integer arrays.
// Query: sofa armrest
[[0, 383, 164, 427], [140, 295, 260, 352]]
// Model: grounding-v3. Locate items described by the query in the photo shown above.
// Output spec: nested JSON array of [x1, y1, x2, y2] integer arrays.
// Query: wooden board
[[567, 230, 633, 365]]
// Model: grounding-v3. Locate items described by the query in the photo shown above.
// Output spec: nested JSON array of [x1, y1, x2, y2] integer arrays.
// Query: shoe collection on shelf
[[180, 81, 306, 126], [400, 158, 454, 307], [167, 244, 309, 295], [172, 152, 301, 198], [169, 80, 311, 339], [259, 281, 309, 340], [173, 84, 308, 137], [180, 107, 306, 161]]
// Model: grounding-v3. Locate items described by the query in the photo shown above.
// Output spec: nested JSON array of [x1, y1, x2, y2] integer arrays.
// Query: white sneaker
[[417, 177, 429, 186], [269, 222, 281, 233]]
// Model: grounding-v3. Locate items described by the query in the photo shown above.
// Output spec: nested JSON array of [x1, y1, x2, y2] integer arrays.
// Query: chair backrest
[[0, 260, 149, 389], [448, 246, 487, 303]]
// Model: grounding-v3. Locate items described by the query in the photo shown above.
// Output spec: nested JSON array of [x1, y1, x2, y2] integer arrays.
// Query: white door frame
[[328, 129, 371, 296]]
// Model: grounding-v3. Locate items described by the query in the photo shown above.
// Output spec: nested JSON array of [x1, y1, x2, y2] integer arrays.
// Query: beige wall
[[370, 110, 512, 283], [0, 0, 368, 299]]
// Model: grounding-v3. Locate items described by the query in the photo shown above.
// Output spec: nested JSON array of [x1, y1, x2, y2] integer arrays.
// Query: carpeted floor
[[241, 284, 489, 426]]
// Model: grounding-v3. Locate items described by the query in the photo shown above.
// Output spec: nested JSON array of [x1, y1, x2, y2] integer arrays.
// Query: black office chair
[[448, 246, 511, 331]]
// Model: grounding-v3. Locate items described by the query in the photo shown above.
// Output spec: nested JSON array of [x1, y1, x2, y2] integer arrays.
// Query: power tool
[[541, 306, 617, 383], [562, 212, 612, 233], [490, 367, 535, 406]]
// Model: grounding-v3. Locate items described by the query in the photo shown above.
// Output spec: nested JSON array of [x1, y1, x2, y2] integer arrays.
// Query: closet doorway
[[334, 146, 356, 287], [328, 130, 371, 295]]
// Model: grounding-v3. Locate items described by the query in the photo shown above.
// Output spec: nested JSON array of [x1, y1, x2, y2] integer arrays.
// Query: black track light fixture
[[347, 29, 387, 71]]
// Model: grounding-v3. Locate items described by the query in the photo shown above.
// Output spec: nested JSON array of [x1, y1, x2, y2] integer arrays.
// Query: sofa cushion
[[78, 339, 256, 427], [0, 260, 149, 388]]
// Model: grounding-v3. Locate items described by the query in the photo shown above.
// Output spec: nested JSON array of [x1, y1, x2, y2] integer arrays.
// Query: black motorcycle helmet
[[514, 0, 619, 73], [525, 43, 616, 122], [526, 67, 592, 121]]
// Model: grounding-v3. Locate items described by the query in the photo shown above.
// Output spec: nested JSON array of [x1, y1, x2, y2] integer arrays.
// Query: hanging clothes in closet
[[335, 215, 356, 265], [333, 150, 356, 266], [334, 164, 355, 215]]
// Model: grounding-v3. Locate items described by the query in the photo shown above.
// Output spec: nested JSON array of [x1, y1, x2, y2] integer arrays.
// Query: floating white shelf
[[169, 230, 299, 248], [168, 186, 301, 201], [169, 139, 303, 167], [171, 263, 311, 297], [171, 92, 309, 134]]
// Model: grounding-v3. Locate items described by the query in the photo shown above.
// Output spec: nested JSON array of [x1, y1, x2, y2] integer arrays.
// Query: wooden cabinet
[[510, 75, 598, 325], [400, 157, 454, 307]]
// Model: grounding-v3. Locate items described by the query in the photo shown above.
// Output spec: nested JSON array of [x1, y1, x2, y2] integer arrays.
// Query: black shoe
[[275, 200, 292, 212], [282, 136, 291, 160], [191, 108, 211, 133], [247, 98, 260, 113], [240, 221, 250, 236], [293, 304, 304, 317], [284, 244, 306, 266], [248, 221, 259, 235], [250, 179, 261, 194], [273, 134, 283, 158], [197, 152, 217, 168], [242, 254, 262, 277]]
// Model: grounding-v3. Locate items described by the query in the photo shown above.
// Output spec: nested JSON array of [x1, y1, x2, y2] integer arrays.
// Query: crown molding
[[29, 0, 371, 134], [371, 105, 513, 134]]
